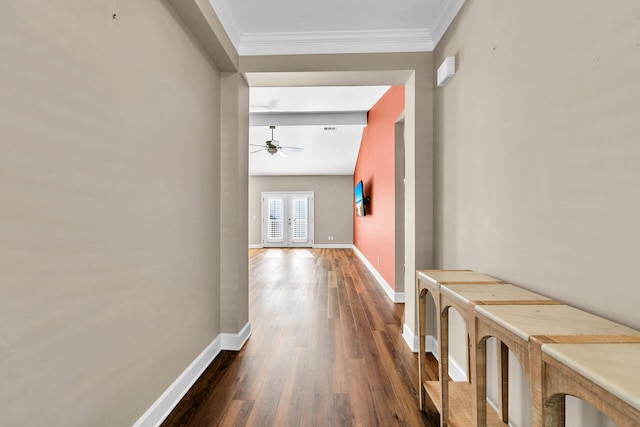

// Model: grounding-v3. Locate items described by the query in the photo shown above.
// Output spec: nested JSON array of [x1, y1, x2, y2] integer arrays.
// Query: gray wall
[[249, 175, 354, 246], [434, 1, 639, 426], [0, 2, 239, 425]]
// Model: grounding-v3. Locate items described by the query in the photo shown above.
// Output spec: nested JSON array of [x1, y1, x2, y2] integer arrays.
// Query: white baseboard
[[487, 397, 507, 425], [134, 322, 251, 427], [403, 323, 419, 352], [409, 330, 504, 420], [424, 334, 466, 382], [426, 334, 438, 355], [448, 352, 467, 382], [402, 331, 441, 357], [486, 397, 517, 427], [250, 244, 354, 249], [133, 337, 222, 427], [352, 245, 405, 303], [221, 322, 252, 351]]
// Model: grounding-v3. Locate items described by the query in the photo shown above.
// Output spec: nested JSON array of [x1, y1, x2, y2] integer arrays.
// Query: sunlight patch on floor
[[265, 250, 283, 258], [295, 249, 314, 258]]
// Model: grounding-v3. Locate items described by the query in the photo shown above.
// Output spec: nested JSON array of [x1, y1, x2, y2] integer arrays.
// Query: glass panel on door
[[291, 197, 308, 243], [267, 197, 284, 243]]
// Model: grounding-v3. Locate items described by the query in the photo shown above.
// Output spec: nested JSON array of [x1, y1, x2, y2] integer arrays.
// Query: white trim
[[207, 0, 242, 48], [262, 192, 314, 248], [426, 334, 438, 355], [133, 337, 222, 427], [239, 29, 434, 56], [487, 398, 506, 425], [425, 335, 466, 382], [352, 245, 405, 303], [207, 0, 466, 56], [251, 244, 353, 249], [487, 397, 500, 416], [221, 322, 252, 351], [424, 332, 510, 425], [403, 323, 419, 352], [314, 243, 353, 249], [448, 353, 467, 382], [486, 398, 517, 427], [401, 328, 466, 382], [427, 0, 466, 48], [134, 322, 251, 427]]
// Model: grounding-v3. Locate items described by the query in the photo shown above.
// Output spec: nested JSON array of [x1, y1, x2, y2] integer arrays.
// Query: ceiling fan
[[250, 126, 304, 158]]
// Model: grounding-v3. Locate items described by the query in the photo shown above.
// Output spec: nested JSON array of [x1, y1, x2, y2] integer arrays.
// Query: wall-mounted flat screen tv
[[354, 180, 366, 217]]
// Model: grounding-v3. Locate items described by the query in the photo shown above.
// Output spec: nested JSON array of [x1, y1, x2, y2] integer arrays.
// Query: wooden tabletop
[[441, 283, 552, 306], [417, 270, 502, 285], [474, 304, 640, 341], [543, 343, 640, 411]]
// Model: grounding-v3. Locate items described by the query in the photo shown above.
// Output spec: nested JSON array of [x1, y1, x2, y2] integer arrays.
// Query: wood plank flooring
[[162, 248, 439, 427]]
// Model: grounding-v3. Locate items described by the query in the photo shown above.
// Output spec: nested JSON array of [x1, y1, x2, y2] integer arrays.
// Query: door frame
[[261, 191, 314, 248]]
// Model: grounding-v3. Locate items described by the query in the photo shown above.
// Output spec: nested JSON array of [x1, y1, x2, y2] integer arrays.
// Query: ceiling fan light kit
[[249, 125, 304, 157]]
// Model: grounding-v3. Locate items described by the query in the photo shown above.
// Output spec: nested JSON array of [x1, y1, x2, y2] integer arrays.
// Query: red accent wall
[[353, 86, 404, 289]]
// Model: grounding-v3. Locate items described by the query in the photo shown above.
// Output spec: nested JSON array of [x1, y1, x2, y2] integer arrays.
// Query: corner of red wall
[[353, 86, 404, 290]]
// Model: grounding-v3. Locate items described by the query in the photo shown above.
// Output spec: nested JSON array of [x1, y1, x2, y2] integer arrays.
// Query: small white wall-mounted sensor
[[437, 56, 456, 87]]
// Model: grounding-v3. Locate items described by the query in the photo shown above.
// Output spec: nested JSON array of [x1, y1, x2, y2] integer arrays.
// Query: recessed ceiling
[[249, 86, 390, 176], [220, 0, 466, 176], [209, 0, 465, 55]]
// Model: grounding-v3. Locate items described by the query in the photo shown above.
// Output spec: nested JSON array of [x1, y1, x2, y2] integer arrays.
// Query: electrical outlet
[[377, 256, 380, 264]]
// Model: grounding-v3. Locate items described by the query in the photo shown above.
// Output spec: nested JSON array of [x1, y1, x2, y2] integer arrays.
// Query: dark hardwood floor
[[162, 248, 439, 426]]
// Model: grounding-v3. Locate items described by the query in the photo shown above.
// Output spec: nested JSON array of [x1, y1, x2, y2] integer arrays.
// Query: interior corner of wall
[[403, 323, 419, 352]]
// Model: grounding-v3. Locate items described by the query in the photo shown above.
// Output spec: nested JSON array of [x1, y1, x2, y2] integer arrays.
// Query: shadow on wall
[[366, 179, 374, 215]]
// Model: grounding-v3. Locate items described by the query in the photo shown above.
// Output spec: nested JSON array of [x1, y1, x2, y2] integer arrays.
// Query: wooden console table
[[415, 270, 503, 424], [541, 342, 640, 426], [473, 304, 640, 427], [438, 283, 559, 426]]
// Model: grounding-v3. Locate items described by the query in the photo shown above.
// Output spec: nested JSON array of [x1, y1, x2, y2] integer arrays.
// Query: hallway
[[162, 248, 437, 426]]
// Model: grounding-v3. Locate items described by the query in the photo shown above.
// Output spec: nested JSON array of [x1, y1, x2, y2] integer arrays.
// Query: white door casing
[[262, 192, 314, 247]]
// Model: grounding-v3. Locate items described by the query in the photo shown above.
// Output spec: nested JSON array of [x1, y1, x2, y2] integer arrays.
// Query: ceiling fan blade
[[280, 146, 304, 152], [249, 144, 266, 147], [250, 149, 266, 154], [277, 149, 288, 158]]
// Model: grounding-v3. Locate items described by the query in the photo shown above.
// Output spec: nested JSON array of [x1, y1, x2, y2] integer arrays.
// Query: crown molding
[[207, 0, 465, 56], [428, 0, 466, 46], [207, 0, 242, 48], [239, 29, 434, 56]]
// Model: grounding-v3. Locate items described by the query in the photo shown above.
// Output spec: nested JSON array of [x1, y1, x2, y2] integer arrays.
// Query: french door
[[262, 192, 314, 248]]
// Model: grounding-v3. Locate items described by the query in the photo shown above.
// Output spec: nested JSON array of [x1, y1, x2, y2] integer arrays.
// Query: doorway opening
[[244, 68, 425, 350], [262, 191, 314, 248]]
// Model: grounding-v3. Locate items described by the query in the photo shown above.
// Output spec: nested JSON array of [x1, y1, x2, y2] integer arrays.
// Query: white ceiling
[[212, 0, 465, 176], [249, 86, 390, 176], [209, 0, 465, 55], [250, 86, 391, 113]]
